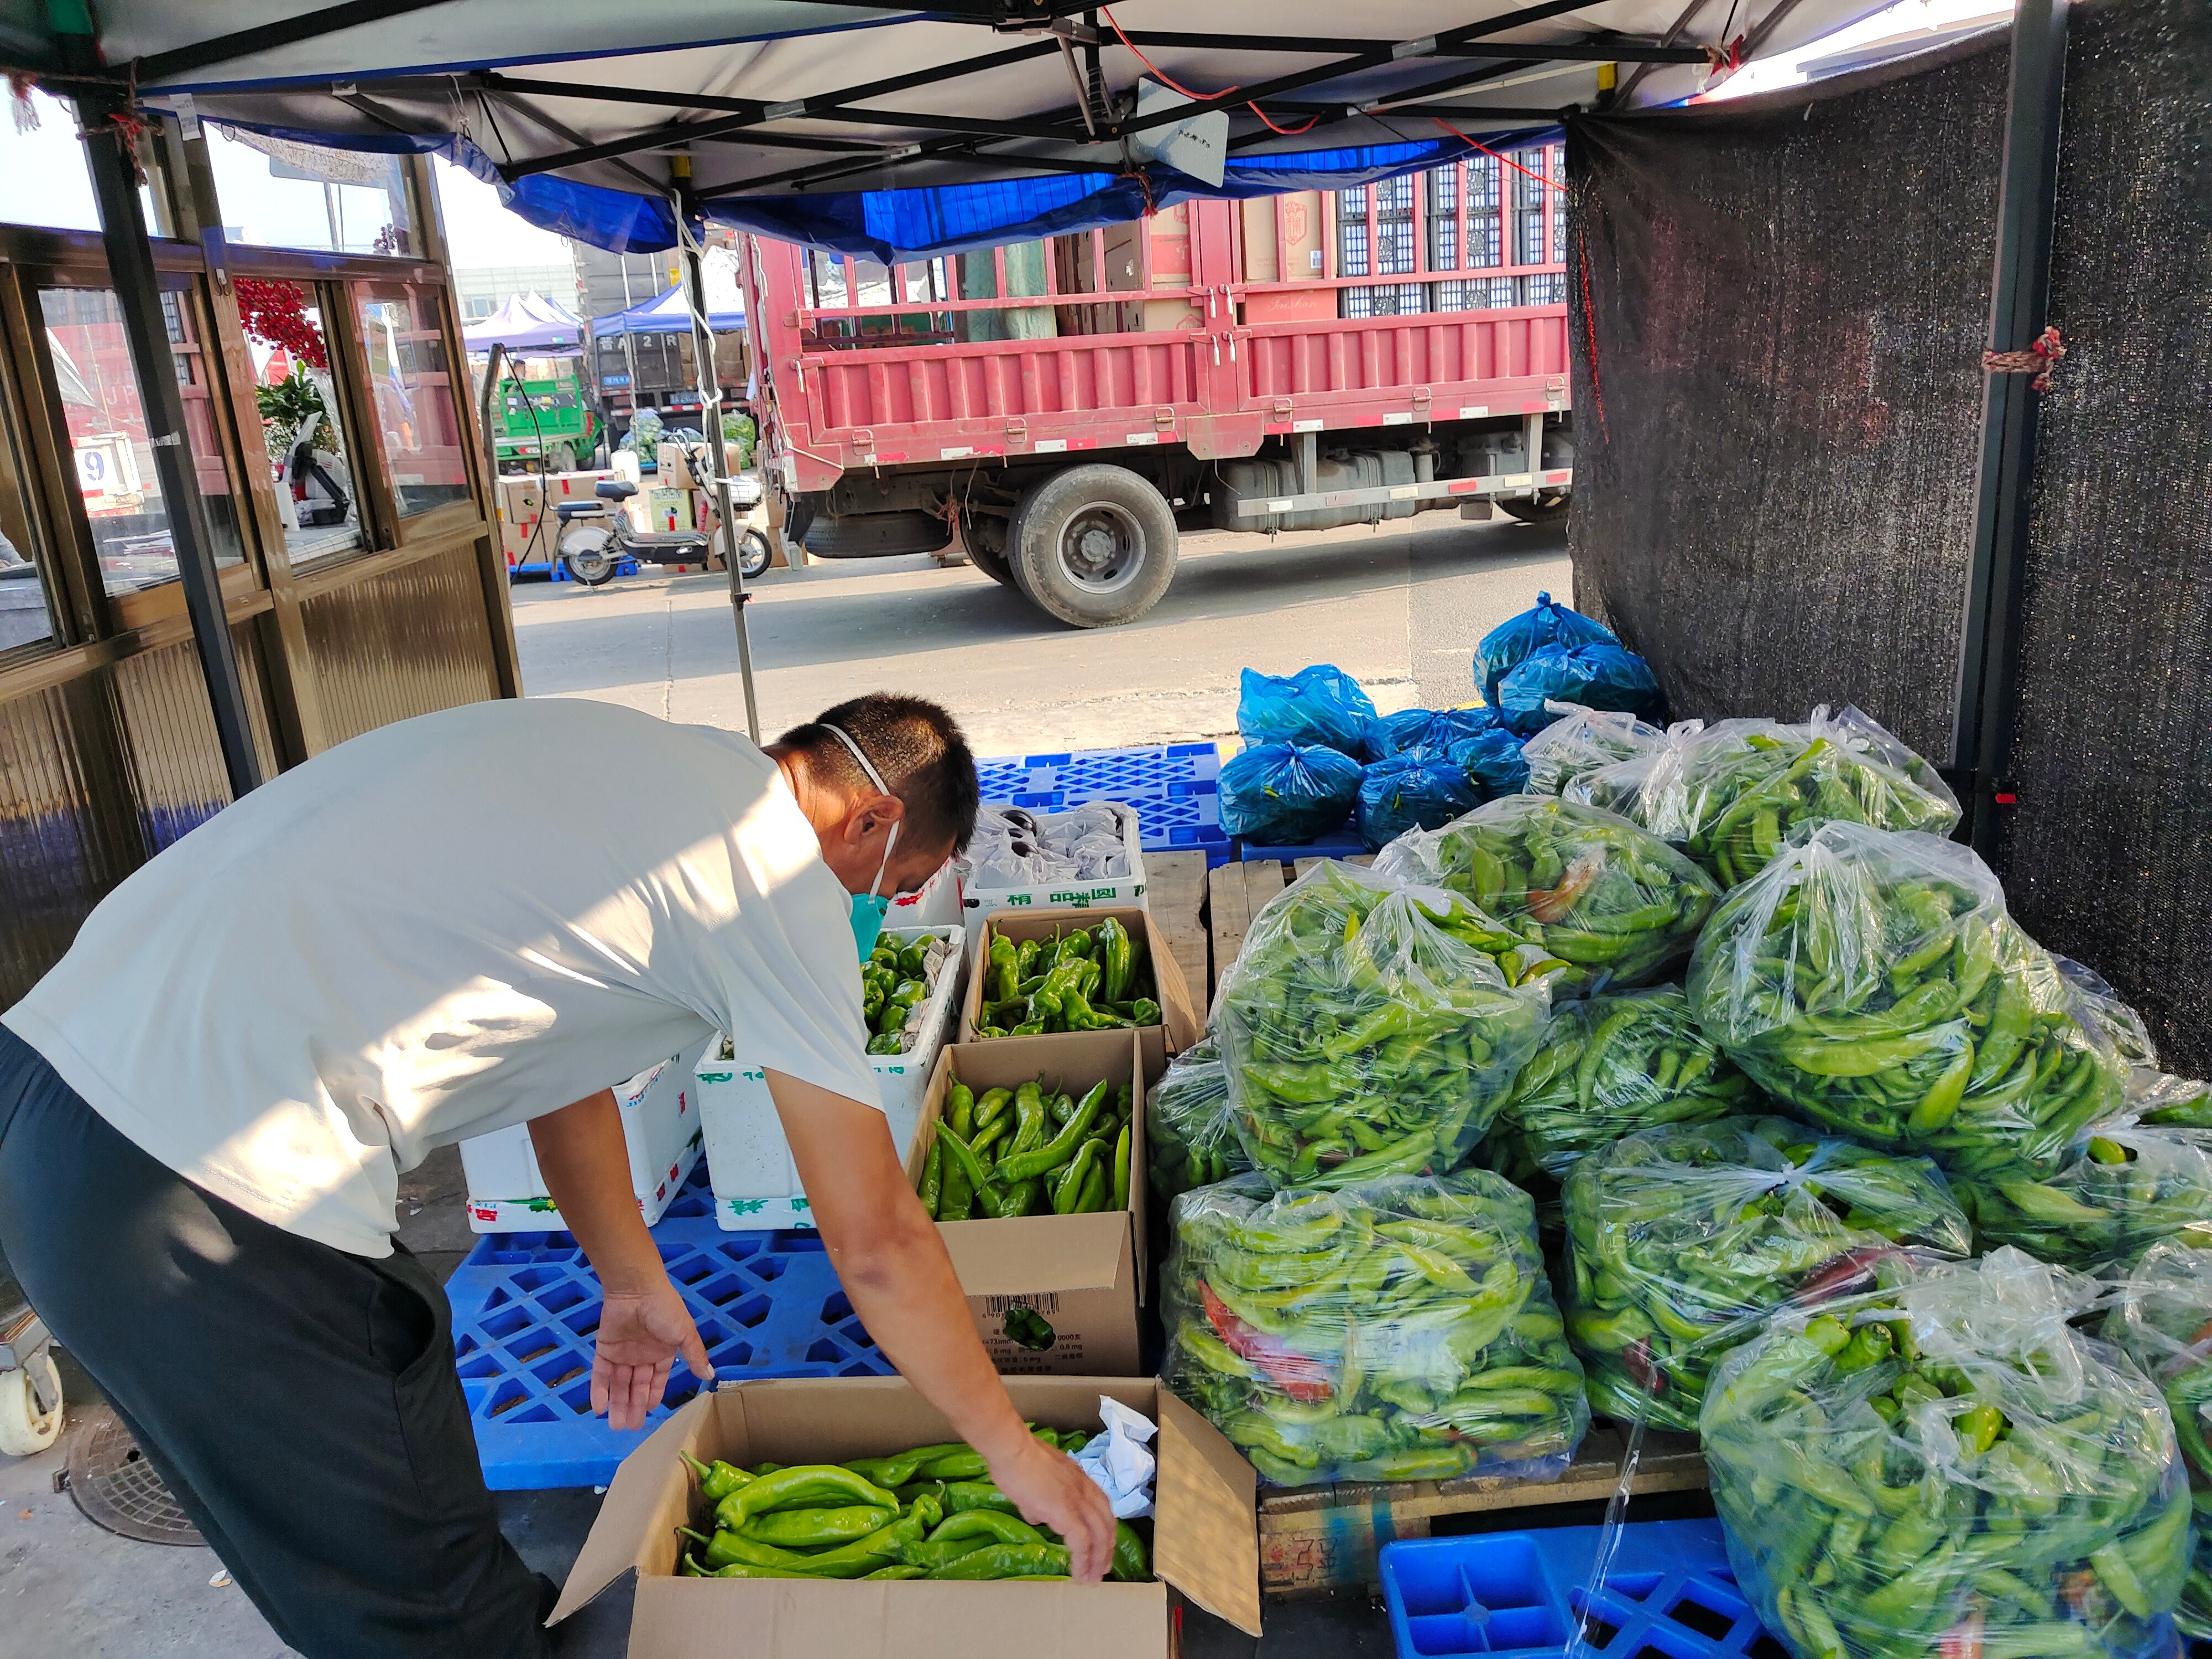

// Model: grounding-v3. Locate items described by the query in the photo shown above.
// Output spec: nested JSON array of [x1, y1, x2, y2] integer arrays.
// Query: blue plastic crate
[[1381, 1520, 1771, 1659], [1231, 819, 1366, 865], [446, 1164, 893, 1490], [975, 742, 1218, 805]]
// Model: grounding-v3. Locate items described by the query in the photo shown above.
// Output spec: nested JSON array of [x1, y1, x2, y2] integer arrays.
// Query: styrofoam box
[[889, 857, 963, 930], [697, 925, 964, 1230], [955, 802, 1147, 950], [460, 1052, 703, 1232]]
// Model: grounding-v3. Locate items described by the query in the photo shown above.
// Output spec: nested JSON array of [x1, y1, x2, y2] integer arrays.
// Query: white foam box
[[460, 1055, 703, 1232], [956, 803, 1147, 951], [696, 925, 964, 1230], [888, 857, 963, 929]]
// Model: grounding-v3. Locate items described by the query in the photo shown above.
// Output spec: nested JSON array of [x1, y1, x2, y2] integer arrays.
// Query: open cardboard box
[[549, 1375, 1262, 1658], [905, 1030, 1163, 1375], [957, 906, 1201, 1073]]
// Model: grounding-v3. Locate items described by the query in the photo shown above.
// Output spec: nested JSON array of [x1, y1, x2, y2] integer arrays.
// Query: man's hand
[[987, 1435, 1118, 1583], [593, 1278, 714, 1432]]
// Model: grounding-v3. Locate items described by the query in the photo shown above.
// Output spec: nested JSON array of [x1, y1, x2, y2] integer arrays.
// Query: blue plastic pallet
[[974, 742, 1218, 803], [446, 1164, 893, 1490], [1381, 1520, 1775, 1659]]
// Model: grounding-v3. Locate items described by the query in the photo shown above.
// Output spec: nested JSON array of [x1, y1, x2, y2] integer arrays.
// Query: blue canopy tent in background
[[591, 285, 743, 337]]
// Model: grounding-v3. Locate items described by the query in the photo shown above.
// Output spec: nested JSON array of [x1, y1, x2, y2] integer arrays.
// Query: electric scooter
[[552, 443, 768, 586]]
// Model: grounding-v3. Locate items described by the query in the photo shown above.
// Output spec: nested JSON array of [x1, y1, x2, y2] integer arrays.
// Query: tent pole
[[672, 182, 761, 744]]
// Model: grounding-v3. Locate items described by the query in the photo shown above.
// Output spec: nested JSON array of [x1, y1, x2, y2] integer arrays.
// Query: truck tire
[[804, 509, 953, 559], [960, 512, 1019, 590], [1008, 465, 1178, 628], [1500, 491, 1571, 528]]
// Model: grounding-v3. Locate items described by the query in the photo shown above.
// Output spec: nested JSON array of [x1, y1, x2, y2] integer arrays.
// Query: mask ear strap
[[824, 724, 899, 899]]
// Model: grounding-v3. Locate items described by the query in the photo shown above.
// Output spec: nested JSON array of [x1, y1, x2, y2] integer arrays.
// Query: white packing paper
[[1072, 1395, 1157, 1519]]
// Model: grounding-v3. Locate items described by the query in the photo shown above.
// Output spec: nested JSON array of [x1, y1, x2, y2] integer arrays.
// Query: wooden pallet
[[1142, 850, 1211, 1021]]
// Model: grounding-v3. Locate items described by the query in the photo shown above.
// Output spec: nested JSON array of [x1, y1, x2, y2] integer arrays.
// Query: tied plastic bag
[[1952, 1120, 2212, 1270], [1218, 742, 1362, 845], [1357, 755, 1485, 850], [1457, 724, 1533, 798], [1489, 986, 1760, 1203], [1498, 641, 1664, 737], [1215, 861, 1548, 1187], [2102, 1240, 2212, 1641], [1689, 823, 2128, 1181], [1562, 1115, 1972, 1432], [1373, 796, 1721, 995], [1475, 591, 1615, 707], [1703, 1249, 2190, 1659], [1366, 705, 1500, 764], [1237, 664, 1379, 758], [1564, 718, 1707, 825], [1520, 702, 1668, 796], [1145, 1035, 1250, 1204], [962, 802, 1133, 885], [1160, 1171, 1589, 1487]]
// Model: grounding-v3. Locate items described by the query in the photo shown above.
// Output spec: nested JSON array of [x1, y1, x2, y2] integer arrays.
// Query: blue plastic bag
[[1455, 724, 1534, 796], [1237, 665, 1379, 758], [1357, 756, 1484, 850], [1498, 641, 1664, 736], [1365, 705, 1501, 764], [1474, 592, 1618, 707], [1219, 742, 1364, 844]]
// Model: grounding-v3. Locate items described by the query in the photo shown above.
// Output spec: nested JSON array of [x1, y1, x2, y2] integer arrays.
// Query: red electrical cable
[[1431, 115, 1566, 195], [1248, 103, 1320, 136], [1101, 7, 1316, 136]]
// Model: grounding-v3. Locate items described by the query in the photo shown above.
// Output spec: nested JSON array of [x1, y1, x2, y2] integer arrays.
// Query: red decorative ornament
[[234, 278, 328, 371]]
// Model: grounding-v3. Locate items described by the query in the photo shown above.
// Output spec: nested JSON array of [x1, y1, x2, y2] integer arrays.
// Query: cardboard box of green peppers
[[2102, 1240, 2212, 1641], [972, 916, 1160, 1037], [1560, 1116, 1971, 1433], [1688, 822, 2127, 1183], [860, 929, 959, 1055], [1158, 1171, 1588, 1488], [1568, 705, 1960, 889], [1213, 861, 1548, 1188], [1702, 1249, 2191, 1659], [1144, 1035, 1249, 1205], [1371, 794, 1721, 996], [1951, 1121, 2212, 1272], [919, 1073, 1134, 1220], [672, 1427, 1152, 1582]]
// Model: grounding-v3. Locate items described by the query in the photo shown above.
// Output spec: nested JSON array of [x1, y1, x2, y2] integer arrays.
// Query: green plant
[[255, 364, 335, 458]]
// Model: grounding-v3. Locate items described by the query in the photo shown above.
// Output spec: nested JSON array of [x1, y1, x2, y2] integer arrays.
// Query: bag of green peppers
[[2133, 1070, 2212, 1130], [1688, 822, 2127, 1182], [2048, 961, 2212, 1130], [1489, 987, 1761, 1202], [1145, 1035, 1250, 1204], [1372, 795, 1721, 995], [1702, 1249, 2190, 1659], [1214, 861, 1548, 1188], [1519, 702, 1667, 797], [1571, 706, 1959, 888], [1159, 1170, 1588, 1488], [1953, 1121, 2212, 1271], [2101, 1239, 2212, 1641], [1561, 1116, 1971, 1432]]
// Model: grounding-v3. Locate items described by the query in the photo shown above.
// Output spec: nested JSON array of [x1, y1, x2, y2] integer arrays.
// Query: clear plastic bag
[[1564, 719, 1707, 830], [2134, 1070, 2212, 1130], [1474, 591, 1616, 707], [2054, 956, 2161, 1076], [1498, 641, 1663, 737], [1688, 822, 2127, 1181], [1145, 1035, 1249, 1204], [1159, 1170, 1588, 1487], [1214, 860, 1549, 1187], [1368, 705, 1501, 765], [1952, 1120, 2212, 1270], [1357, 755, 1485, 849], [1373, 796, 1722, 995], [2101, 1239, 2212, 1641], [1520, 703, 1668, 796], [1703, 1249, 2190, 1659], [1237, 664, 1379, 758], [1562, 1116, 1971, 1431], [1218, 742, 1363, 844]]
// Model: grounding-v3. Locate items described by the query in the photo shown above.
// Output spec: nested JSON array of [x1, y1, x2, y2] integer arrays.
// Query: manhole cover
[[65, 1408, 204, 1546]]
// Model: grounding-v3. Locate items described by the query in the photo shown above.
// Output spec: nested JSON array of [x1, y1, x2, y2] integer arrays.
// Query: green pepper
[[944, 1481, 1020, 1515], [738, 1505, 896, 1548], [680, 1450, 753, 1504], [1097, 916, 1135, 1003], [927, 1509, 1045, 1548], [998, 1081, 1110, 1183], [717, 1464, 900, 1527], [926, 1543, 1072, 1580], [1110, 1521, 1152, 1583]]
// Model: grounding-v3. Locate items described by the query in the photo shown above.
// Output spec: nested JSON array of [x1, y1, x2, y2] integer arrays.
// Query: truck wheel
[[1008, 465, 1178, 627], [1500, 491, 1571, 527]]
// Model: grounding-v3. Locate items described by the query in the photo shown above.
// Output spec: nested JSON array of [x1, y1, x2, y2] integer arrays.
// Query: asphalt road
[[510, 508, 1572, 753]]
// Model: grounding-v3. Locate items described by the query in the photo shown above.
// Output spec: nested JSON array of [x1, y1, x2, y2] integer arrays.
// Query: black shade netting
[[1993, 0, 2212, 1076], [1563, 36, 2008, 763]]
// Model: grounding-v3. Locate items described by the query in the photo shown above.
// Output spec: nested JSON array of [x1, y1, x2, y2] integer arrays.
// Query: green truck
[[489, 359, 599, 474]]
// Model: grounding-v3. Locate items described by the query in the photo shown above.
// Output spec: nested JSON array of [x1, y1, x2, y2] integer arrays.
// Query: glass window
[[206, 123, 414, 256], [0, 377, 54, 653], [0, 90, 171, 237], [40, 284, 246, 597], [352, 280, 469, 518], [235, 278, 364, 565]]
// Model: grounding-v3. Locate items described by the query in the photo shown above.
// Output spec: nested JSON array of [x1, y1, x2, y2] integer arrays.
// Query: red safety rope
[[1577, 240, 1608, 444], [1983, 325, 2067, 393], [1431, 116, 1567, 195]]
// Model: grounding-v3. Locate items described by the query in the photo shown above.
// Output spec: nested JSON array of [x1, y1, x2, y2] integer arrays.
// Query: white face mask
[[822, 724, 900, 958]]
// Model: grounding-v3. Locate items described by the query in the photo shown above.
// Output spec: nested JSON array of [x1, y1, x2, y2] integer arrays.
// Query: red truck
[[740, 144, 1572, 628]]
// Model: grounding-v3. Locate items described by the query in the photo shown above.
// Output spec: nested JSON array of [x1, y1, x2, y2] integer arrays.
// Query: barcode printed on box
[[983, 1293, 1062, 1315]]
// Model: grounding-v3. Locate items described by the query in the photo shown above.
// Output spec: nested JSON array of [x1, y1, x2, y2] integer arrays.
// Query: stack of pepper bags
[[1213, 860, 1548, 1188], [1559, 1116, 1972, 1431], [1702, 1249, 2190, 1659], [1144, 1035, 1249, 1205], [1159, 1171, 1588, 1486], [1373, 795, 1721, 997], [1688, 822, 2127, 1186], [921, 1076, 1133, 1220], [972, 916, 1159, 1037], [2103, 1240, 2212, 1641]]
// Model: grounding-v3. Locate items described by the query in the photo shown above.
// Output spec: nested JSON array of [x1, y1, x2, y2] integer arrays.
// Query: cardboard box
[[549, 1374, 1261, 1657], [626, 483, 693, 536], [544, 468, 614, 501], [696, 925, 964, 1230], [904, 1030, 1159, 1375], [458, 1054, 702, 1231], [957, 905, 1200, 1074], [958, 804, 1146, 949], [655, 441, 697, 488]]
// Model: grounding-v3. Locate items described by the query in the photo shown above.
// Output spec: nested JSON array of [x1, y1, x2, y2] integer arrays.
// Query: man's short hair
[[780, 695, 981, 854]]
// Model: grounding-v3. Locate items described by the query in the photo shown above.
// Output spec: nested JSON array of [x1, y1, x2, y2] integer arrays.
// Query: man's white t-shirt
[[2, 699, 880, 1258]]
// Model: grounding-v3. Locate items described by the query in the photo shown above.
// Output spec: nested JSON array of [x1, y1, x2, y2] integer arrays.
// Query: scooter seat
[[595, 478, 637, 501], [553, 499, 606, 520]]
